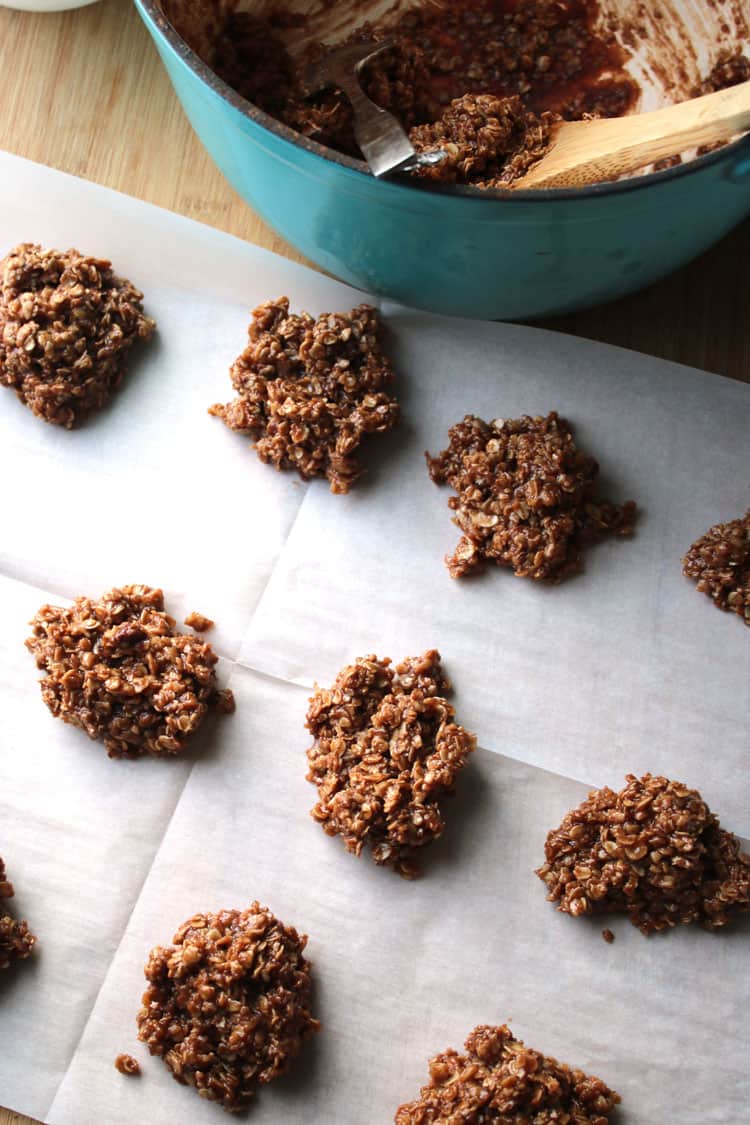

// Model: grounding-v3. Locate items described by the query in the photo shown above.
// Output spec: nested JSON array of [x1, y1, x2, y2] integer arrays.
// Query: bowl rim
[[137, 0, 750, 204]]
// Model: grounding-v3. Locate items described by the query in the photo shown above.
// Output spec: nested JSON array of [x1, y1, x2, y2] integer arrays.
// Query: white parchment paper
[[0, 153, 747, 1125], [47, 671, 750, 1125], [241, 306, 750, 832]]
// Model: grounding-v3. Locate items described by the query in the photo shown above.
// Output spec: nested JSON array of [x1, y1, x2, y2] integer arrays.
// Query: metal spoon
[[301, 39, 444, 178]]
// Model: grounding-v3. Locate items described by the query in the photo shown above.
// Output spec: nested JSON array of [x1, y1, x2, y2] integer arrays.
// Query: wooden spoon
[[513, 80, 750, 190]]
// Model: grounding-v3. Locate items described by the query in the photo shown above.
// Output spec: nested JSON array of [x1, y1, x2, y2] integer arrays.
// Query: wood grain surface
[[0, 1, 747, 1123]]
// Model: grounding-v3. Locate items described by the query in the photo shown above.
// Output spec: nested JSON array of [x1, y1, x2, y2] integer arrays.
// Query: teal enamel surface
[[136, 0, 750, 319]]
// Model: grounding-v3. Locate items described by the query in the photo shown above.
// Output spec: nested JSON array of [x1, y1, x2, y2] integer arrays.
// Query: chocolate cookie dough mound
[[410, 94, 554, 187], [395, 1023, 620, 1124], [209, 297, 399, 493], [427, 412, 636, 579], [26, 585, 231, 759], [537, 773, 750, 934], [683, 509, 750, 626], [306, 650, 476, 878], [136, 904, 320, 1112], [0, 243, 154, 426], [0, 856, 36, 970]]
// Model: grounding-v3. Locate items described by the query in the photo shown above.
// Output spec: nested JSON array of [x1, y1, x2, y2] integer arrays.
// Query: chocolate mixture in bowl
[[409, 93, 555, 187], [212, 0, 640, 188], [205, 0, 750, 188]]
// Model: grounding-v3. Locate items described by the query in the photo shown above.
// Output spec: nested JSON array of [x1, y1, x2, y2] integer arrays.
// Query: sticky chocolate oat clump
[[395, 1023, 620, 1123], [136, 903, 320, 1112], [306, 650, 476, 878], [427, 412, 636, 579], [184, 611, 214, 633], [683, 509, 750, 627], [0, 243, 154, 426], [209, 297, 399, 493], [26, 585, 233, 759], [0, 856, 36, 970], [114, 1054, 141, 1077], [537, 773, 750, 935], [697, 51, 750, 95], [410, 93, 554, 187]]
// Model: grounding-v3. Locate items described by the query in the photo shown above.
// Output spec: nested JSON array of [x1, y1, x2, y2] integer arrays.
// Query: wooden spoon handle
[[517, 80, 750, 189]]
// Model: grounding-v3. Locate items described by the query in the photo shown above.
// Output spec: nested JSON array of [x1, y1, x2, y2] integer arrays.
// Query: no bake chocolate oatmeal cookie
[[210, 297, 399, 493], [683, 509, 750, 627], [537, 773, 750, 934], [136, 903, 319, 1112], [306, 650, 476, 878], [0, 856, 36, 970], [395, 1023, 620, 1123], [26, 584, 233, 760], [427, 412, 636, 579], [0, 242, 154, 427]]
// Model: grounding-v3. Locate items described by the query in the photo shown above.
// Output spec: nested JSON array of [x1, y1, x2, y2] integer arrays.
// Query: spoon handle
[[519, 80, 750, 189], [338, 73, 417, 178]]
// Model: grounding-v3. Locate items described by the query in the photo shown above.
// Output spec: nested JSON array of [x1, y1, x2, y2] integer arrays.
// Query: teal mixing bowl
[[135, 0, 750, 319]]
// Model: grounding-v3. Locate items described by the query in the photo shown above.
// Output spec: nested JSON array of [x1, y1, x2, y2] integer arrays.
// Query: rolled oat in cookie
[[537, 773, 750, 935], [26, 585, 233, 760], [682, 509, 750, 627], [410, 93, 554, 187], [0, 856, 36, 970], [427, 412, 636, 579], [209, 297, 399, 493], [114, 1054, 141, 1076], [136, 903, 320, 1112], [306, 650, 476, 878], [184, 610, 214, 633], [0, 243, 154, 427], [395, 1023, 620, 1124]]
